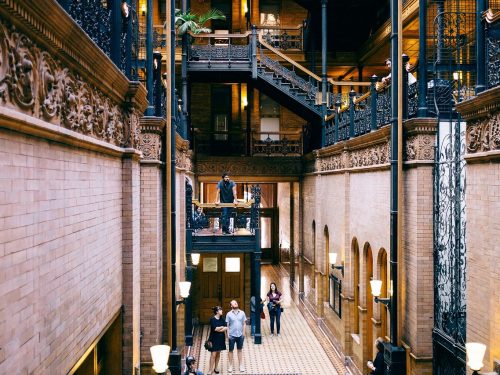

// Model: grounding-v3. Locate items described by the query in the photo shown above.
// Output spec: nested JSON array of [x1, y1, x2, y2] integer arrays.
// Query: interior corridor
[[189, 265, 345, 375]]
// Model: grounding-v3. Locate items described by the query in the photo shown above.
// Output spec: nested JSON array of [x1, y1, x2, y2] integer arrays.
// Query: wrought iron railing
[[188, 185, 261, 235], [188, 31, 252, 63], [62, 0, 139, 79], [251, 131, 302, 156], [258, 25, 304, 51], [324, 78, 418, 146], [485, 8, 500, 88]]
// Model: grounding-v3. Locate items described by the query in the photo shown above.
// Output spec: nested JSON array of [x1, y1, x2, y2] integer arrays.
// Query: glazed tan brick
[[0, 128, 123, 374]]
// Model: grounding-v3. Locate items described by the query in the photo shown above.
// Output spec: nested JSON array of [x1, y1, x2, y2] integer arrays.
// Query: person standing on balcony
[[215, 172, 237, 235]]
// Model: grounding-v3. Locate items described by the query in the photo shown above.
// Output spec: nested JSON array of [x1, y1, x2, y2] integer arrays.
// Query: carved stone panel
[[466, 111, 500, 154], [0, 20, 140, 148]]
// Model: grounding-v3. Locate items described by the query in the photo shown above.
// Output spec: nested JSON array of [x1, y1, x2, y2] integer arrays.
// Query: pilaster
[[137, 117, 165, 361]]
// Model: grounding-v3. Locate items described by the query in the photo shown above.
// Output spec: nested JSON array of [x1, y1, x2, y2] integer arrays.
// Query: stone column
[[401, 118, 437, 375], [137, 117, 166, 362]]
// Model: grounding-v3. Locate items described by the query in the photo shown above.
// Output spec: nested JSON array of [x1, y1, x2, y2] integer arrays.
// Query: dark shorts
[[228, 335, 244, 351]]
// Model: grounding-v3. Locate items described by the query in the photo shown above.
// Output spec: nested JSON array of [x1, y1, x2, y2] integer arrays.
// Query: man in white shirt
[[226, 300, 247, 373]]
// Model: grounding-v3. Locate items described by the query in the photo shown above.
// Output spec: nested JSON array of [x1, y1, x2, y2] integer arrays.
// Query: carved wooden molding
[[0, 18, 145, 148]]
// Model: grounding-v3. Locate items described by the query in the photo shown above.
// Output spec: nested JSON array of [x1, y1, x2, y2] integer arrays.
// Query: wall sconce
[[242, 98, 248, 111], [329, 252, 344, 275], [176, 281, 191, 305], [150, 344, 171, 374], [370, 279, 391, 308], [466, 342, 487, 375], [191, 253, 200, 266], [141, 3, 146, 16]]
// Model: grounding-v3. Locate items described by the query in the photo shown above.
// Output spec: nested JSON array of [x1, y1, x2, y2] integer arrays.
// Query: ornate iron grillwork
[[430, 5, 474, 375], [486, 18, 500, 88], [68, 0, 112, 57], [250, 185, 261, 232], [337, 110, 350, 141], [190, 45, 250, 61], [259, 51, 318, 100], [376, 88, 391, 127], [353, 97, 371, 136], [120, 1, 139, 80], [408, 82, 418, 117], [252, 136, 302, 156]]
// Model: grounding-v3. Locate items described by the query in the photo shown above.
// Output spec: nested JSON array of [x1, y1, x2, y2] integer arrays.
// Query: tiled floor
[[192, 265, 342, 375]]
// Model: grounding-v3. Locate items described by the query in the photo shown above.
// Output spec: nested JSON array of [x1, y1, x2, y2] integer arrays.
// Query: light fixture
[[141, 3, 146, 16], [466, 342, 487, 374], [150, 344, 170, 374], [370, 279, 391, 308], [329, 252, 344, 275], [178, 281, 191, 300], [453, 71, 463, 81], [242, 98, 248, 111], [191, 253, 200, 266]]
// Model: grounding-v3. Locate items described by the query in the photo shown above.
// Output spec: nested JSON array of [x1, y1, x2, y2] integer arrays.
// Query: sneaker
[[277, 333, 281, 337], [270, 333, 274, 337], [228, 364, 233, 373], [239, 365, 246, 372]]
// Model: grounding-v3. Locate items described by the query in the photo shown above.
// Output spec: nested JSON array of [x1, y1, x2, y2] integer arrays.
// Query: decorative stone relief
[[139, 133, 162, 160], [196, 157, 303, 176], [319, 153, 345, 172], [405, 134, 435, 161], [176, 142, 192, 171], [467, 111, 500, 153], [349, 142, 389, 168], [0, 20, 139, 148]]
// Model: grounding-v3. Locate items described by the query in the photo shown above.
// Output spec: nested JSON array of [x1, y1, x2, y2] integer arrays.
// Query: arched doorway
[[352, 237, 360, 335], [364, 243, 374, 361], [378, 248, 389, 340]]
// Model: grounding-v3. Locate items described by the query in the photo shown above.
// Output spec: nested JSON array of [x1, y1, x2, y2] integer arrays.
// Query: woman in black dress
[[208, 306, 227, 375]]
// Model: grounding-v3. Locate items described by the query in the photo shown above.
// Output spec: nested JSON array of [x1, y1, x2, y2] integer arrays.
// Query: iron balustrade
[[323, 79, 418, 146], [251, 131, 303, 156], [485, 8, 500, 88], [258, 25, 304, 51], [188, 31, 252, 63], [189, 191, 261, 236], [62, 0, 139, 79]]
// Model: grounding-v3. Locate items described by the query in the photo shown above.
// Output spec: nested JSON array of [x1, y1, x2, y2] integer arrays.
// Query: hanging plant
[[173, 8, 226, 35]]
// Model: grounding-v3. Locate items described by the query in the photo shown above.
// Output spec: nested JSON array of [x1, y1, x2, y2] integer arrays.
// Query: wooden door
[[198, 253, 244, 323]]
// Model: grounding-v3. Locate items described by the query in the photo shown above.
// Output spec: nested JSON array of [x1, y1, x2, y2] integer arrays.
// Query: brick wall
[[0, 128, 124, 373], [466, 161, 500, 372]]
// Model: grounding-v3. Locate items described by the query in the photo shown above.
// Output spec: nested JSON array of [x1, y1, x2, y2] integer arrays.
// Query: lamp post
[[151, 344, 171, 375], [466, 342, 487, 375], [184, 253, 199, 345]]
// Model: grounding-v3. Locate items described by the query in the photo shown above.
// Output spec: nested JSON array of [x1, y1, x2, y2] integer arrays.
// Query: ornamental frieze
[[466, 111, 500, 153], [0, 20, 139, 148], [349, 142, 389, 168], [196, 157, 302, 176]]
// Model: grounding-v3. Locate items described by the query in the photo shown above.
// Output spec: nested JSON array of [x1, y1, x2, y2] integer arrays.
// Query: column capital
[[138, 116, 166, 161]]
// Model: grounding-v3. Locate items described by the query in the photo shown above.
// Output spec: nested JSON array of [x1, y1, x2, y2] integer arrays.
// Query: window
[[260, 0, 281, 26], [329, 275, 342, 317]]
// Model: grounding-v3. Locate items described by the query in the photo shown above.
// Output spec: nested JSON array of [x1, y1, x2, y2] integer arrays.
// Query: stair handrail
[[256, 24, 304, 31], [258, 31, 321, 82], [328, 78, 372, 87], [187, 30, 252, 39]]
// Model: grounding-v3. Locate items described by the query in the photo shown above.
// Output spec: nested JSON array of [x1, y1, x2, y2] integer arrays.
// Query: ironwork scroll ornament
[[0, 20, 139, 148]]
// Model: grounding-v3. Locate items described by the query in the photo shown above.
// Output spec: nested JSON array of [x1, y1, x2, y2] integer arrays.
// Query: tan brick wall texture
[[466, 161, 500, 373], [0, 128, 123, 373]]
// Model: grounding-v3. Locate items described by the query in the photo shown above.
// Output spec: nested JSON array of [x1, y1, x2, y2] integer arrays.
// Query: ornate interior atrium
[[0, 0, 499, 374]]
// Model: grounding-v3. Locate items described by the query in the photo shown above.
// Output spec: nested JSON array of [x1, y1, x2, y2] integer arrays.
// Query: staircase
[[187, 30, 330, 121]]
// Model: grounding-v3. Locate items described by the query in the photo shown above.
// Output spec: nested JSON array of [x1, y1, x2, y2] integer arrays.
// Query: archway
[[378, 248, 389, 340], [352, 237, 360, 334], [364, 243, 374, 360]]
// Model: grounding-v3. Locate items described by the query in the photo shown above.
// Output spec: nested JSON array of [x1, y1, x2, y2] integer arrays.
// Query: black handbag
[[204, 339, 213, 351]]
